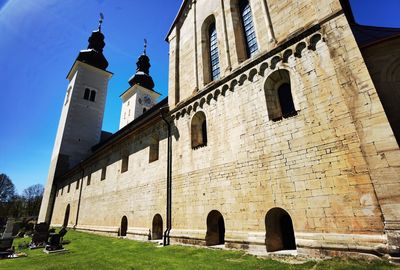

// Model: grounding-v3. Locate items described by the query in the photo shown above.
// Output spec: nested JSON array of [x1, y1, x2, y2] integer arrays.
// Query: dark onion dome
[[76, 28, 109, 70], [128, 53, 155, 89]]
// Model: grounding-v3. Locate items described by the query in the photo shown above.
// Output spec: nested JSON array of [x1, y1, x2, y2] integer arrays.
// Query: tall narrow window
[[121, 156, 129, 173], [76, 179, 80, 190], [67, 184, 71, 193], [101, 167, 107, 180], [84, 88, 90, 100], [240, 0, 258, 57], [191, 111, 208, 149], [90, 90, 96, 102], [209, 23, 220, 81]]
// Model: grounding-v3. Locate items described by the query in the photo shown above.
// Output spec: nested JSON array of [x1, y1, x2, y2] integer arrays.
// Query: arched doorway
[[152, 214, 163, 240], [63, 204, 70, 228], [265, 208, 296, 252], [205, 210, 225, 246], [120, 216, 128, 237]]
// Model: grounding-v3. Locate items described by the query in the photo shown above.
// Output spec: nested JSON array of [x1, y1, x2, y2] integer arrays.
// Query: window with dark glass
[[84, 88, 90, 100], [89, 90, 96, 102], [84, 88, 96, 102], [240, 0, 258, 57], [209, 23, 220, 81]]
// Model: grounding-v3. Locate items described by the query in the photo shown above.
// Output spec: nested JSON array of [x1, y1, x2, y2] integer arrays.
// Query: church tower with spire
[[39, 15, 113, 223], [119, 41, 160, 129]]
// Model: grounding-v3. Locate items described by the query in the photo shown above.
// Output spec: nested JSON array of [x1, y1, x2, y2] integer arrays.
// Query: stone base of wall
[[54, 223, 397, 261], [169, 229, 388, 258]]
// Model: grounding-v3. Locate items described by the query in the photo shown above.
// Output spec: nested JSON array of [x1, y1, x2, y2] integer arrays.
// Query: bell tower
[[39, 15, 113, 224], [119, 41, 160, 129]]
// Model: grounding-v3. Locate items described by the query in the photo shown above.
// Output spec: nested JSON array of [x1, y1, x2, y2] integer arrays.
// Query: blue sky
[[0, 0, 399, 193]]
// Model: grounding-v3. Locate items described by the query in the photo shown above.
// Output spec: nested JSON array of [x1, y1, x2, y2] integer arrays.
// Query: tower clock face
[[143, 94, 152, 107]]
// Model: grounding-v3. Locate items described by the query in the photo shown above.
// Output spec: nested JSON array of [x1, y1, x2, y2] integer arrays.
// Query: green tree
[[22, 184, 44, 216], [0, 173, 16, 226], [0, 173, 15, 203]]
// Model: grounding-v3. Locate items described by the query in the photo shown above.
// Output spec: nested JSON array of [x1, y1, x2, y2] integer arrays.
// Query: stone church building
[[39, 0, 400, 259]]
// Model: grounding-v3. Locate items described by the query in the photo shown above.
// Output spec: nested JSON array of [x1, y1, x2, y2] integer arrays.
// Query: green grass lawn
[[0, 230, 398, 270]]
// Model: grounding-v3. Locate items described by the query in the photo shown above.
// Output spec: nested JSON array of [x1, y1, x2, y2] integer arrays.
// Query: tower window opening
[[84, 88, 90, 100], [67, 183, 70, 193], [89, 90, 96, 102], [76, 179, 80, 189]]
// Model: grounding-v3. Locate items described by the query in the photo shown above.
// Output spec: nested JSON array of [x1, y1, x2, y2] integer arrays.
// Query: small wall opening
[[152, 214, 163, 240], [264, 70, 297, 121], [191, 111, 208, 149], [120, 216, 128, 237], [265, 208, 296, 252], [63, 204, 70, 228], [205, 210, 225, 246], [121, 156, 129, 173]]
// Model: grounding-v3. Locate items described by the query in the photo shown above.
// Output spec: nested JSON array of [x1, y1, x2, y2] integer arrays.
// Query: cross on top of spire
[[143, 39, 148, 55], [98, 12, 104, 32]]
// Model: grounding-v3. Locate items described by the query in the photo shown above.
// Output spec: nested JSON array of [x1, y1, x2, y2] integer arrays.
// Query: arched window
[[239, 0, 258, 57], [83, 88, 90, 100], [89, 90, 96, 102], [264, 70, 297, 121], [84, 88, 96, 102], [191, 111, 207, 149], [202, 16, 220, 84], [209, 23, 220, 81]]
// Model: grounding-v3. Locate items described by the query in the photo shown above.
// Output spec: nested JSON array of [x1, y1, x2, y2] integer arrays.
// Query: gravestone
[[2, 218, 15, 239], [30, 222, 49, 248]]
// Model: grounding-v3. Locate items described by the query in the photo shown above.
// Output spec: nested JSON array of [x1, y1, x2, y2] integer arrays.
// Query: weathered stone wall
[[49, 0, 400, 258], [168, 0, 344, 107], [52, 122, 168, 240], [167, 4, 400, 254]]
